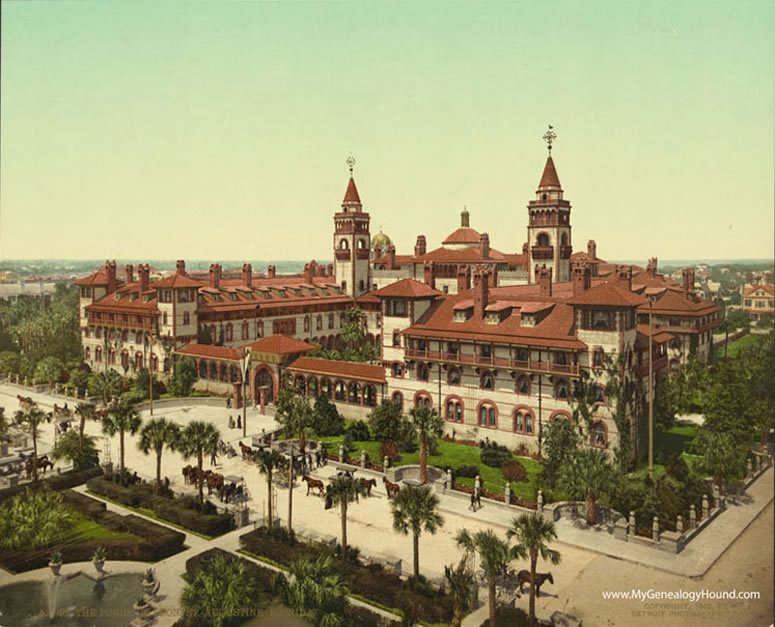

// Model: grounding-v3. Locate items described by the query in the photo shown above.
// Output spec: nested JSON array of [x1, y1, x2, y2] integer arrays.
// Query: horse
[[302, 475, 325, 496], [206, 472, 224, 494], [25, 455, 52, 479], [182, 464, 194, 484], [357, 478, 377, 499], [517, 570, 554, 596], [238, 441, 253, 461], [383, 476, 400, 500]]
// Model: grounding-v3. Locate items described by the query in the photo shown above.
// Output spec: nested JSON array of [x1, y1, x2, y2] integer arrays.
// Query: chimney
[[242, 263, 253, 287], [326, 263, 333, 277], [535, 265, 552, 298], [682, 268, 695, 296], [386, 245, 396, 270], [139, 264, 150, 292], [457, 265, 471, 292], [571, 261, 591, 295], [303, 263, 312, 283], [488, 264, 498, 288], [473, 269, 489, 318], [479, 233, 490, 259], [125, 264, 134, 284], [646, 257, 658, 279], [106, 260, 117, 293], [209, 264, 221, 289], [176, 259, 186, 276], [614, 265, 632, 292], [414, 235, 427, 257], [317, 264, 325, 277], [267, 265, 276, 279], [423, 262, 436, 290], [587, 240, 597, 259]]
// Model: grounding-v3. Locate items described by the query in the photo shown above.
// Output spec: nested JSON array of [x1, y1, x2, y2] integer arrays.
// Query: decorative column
[[384, 457, 390, 472], [339, 445, 345, 464], [537, 490, 544, 514], [652, 516, 660, 542], [689, 505, 697, 530], [702, 495, 709, 520], [360, 450, 367, 469], [628, 511, 636, 536], [676, 515, 684, 534], [504, 483, 511, 504]]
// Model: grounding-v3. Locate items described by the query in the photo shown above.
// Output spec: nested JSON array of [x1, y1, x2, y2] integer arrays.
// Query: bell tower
[[334, 156, 371, 298], [527, 127, 572, 283]]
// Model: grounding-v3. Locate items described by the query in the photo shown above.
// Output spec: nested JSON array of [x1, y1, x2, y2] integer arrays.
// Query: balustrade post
[[702, 495, 709, 520], [338, 445, 345, 464], [652, 516, 660, 542], [628, 511, 636, 536], [676, 515, 684, 534], [689, 505, 697, 529]]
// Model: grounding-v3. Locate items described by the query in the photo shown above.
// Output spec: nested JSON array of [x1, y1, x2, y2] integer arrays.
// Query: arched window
[[537, 233, 550, 247], [135, 331, 143, 344], [445, 397, 464, 422], [134, 352, 143, 370], [108, 349, 116, 365], [348, 382, 360, 404], [242, 321, 249, 340], [448, 368, 461, 385], [392, 391, 403, 409], [478, 402, 497, 428], [225, 324, 233, 342], [392, 362, 403, 377], [414, 393, 432, 409], [516, 375, 530, 395], [328, 314, 334, 329], [513, 408, 534, 435], [150, 354, 159, 371], [480, 371, 494, 390], [364, 385, 376, 407], [590, 422, 607, 448], [183, 312, 190, 325], [316, 315, 323, 330], [95, 347, 102, 362], [209, 362, 218, 380], [84, 347, 91, 361], [304, 316, 310, 332], [339, 239, 349, 250], [334, 381, 346, 401], [417, 363, 429, 381], [593, 386, 605, 404], [320, 378, 332, 399], [555, 379, 569, 400], [199, 361, 208, 379]]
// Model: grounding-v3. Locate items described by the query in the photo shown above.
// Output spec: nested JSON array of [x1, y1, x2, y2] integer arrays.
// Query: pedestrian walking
[[228, 415, 234, 429], [469, 492, 477, 512], [475, 488, 482, 510], [210, 450, 219, 466], [236, 415, 241, 429], [307, 454, 313, 470]]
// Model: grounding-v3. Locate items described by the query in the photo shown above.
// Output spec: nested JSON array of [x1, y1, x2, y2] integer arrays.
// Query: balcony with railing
[[404, 347, 579, 376], [334, 249, 351, 261], [356, 248, 371, 260], [531, 245, 554, 260]]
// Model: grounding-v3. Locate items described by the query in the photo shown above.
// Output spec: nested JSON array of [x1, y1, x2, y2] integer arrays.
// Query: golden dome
[[371, 229, 392, 249]]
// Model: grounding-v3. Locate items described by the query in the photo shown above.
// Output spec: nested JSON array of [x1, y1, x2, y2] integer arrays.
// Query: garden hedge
[[0, 466, 101, 505], [0, 489, 184, 573], [240, 527, 454, 624], [86, 476, 234, 537]]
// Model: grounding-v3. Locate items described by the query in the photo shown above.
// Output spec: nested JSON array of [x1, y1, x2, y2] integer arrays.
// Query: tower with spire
[[527, 127, 572, 283], [334, 156, 371, 298]]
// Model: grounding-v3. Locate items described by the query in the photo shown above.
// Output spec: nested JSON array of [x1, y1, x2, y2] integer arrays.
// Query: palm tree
[[13, 403, 51, 481], [51, 429, 99, 470], [179, 421, 221, 505], [256, 448, 285, 529], [102, 399, 142, 472], [456, 528, 511, 627], [138, 418, 180, 494], [408, 406, 444, 483], [444, 558, 477, 627], [391, 483, 444, 579], [275, 382, 314, 456], [75, 402, 95, 440], [284, 555, 346, 627], [558, 448, 614, 525], [89, 370, 122, 406], [326, 474, 367, 554], [181, 552, 259, 627], [508, 513, 561, 627]]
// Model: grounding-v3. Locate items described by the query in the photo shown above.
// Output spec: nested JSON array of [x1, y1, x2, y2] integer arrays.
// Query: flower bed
[[86, 476, 234, 537]]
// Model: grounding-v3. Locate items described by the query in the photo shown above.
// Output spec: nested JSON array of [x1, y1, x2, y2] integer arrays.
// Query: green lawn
[[52, 509, 140, 545], [626, 421, 702, 479], [317, 436, 544, 502]]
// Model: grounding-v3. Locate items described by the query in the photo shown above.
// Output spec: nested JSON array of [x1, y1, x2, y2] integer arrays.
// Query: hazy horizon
[[1, 1, 773, 261]]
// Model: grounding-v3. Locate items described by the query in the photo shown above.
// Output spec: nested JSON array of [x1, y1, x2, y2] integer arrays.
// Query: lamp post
[[287, 444, 295, 533], [240, 349, 250, 439]]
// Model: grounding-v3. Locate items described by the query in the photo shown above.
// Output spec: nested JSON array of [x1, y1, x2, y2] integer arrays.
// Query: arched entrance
[[255, 367, 275, 404]]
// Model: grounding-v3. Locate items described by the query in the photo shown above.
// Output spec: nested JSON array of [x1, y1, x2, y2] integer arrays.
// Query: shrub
[[481, 606, 533, 627], [502, 460, 527, 482], [454, 465, 479, 479], [480, 442, 512, 468], [346, 420, 370, 441], [665, 453, 690, 483], [379, 440, 401, 462], [312, 394, 345, 436]]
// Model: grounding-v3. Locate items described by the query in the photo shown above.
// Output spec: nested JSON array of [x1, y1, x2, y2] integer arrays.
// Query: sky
[[1, 1, 773, 264]]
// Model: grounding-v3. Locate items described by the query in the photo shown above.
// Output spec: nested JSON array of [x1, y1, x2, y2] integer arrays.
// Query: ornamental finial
[[346, 154, 356, 176], [543, 125, 557, 155]]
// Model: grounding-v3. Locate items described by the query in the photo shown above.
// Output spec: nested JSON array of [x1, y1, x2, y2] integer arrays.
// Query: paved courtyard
[[1, 385, 772, 626]]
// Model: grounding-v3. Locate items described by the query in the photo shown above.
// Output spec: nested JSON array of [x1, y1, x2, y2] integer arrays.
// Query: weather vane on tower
[[543, 125, 557, 155], [346, 154, 356, 176]]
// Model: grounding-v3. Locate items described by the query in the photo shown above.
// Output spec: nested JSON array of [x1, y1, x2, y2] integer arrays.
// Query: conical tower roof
[[538, 156, 562, 189], [343, 177, 361, 204]]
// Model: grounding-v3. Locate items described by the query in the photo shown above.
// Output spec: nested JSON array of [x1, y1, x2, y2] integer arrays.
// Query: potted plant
[[48, 550, 63, 576], [92, 546, 106, 574], [142, 567, 158, 597], [133, 595, 152, 619]]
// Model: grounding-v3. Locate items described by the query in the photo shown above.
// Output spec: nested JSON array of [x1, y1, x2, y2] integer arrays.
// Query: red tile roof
[[153, 274, 204, 289], [538, 156, 561, 189], [370, 279, 443, 299], [417, 246, 516, 264], [176, 344, 241, 361], [372, 253, 416, 267], [247, 336, 317, 354], [635, 324, 675, 346], [565, 282, 646, 307], [641, 289, 720, 316], [343, 177, 361, 204], [287, 357, 386, 384], [74, 270, 110, 286], [86, 293, 159, 312], [744, 284, 774, 297], [442, 227, 481, 245]]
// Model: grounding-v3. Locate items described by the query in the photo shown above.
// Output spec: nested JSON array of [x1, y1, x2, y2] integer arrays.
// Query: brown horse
[[383, 476, 400, 500], [517, 570, 554, 596], [182, 464, 195, 484], [358, 478, 377, 498], [206, 472, 224, 494], [238, 441, 253, 461], [25, 455, 52, 479], [302, 475, 325, 496]]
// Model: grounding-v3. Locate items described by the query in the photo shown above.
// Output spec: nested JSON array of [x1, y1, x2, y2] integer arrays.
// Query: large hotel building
[[76, 147, 720, 456]]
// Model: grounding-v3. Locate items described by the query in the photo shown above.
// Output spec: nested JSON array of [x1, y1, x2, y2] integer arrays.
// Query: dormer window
[[480, 344, 492, 358], [591, 311, 613, 330], [392, 300, 407, 316]]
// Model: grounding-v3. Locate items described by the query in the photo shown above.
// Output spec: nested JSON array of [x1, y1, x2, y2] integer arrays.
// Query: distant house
[[0, 279, 58, 303], [741, 283, 775, 321]]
